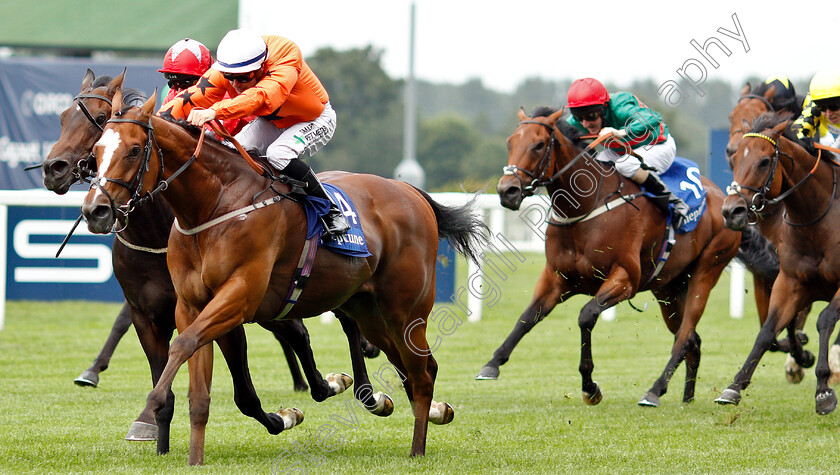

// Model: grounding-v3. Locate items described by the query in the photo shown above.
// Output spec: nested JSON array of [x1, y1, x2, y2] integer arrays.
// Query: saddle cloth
[[301, 183, 372, 257], [650, 156, 707, 233]]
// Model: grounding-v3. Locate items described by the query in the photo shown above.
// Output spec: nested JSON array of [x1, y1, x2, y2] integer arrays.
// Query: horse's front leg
[[476, 265, 565, 380], [579, 268, 634, 406], [814, 292, 840, 415], [715, 275, 809, 405], [187, 342, 213, 466], [75, 301, 133, 387]]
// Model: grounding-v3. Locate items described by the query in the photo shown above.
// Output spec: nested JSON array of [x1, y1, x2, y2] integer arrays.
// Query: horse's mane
[[157, 114, 262, 161], [749, 81, 802, 115], [528, 106, 585, 147], [751, 112, 817, 157]]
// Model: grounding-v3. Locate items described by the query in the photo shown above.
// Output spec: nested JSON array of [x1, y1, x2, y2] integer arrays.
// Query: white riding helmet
[[212, 29, 267, 73]]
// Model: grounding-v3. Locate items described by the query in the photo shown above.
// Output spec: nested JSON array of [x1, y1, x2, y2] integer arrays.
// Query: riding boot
[[281, 160, 350, 236], [642, 172, 690, 228]]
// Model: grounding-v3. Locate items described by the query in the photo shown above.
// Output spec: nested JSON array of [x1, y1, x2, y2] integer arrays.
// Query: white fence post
[[729, 261, 745, 319]]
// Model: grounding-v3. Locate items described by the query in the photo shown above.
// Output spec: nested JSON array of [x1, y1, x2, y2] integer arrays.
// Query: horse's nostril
[[91, 205, 112, 221], [49, 160, 69, 175]]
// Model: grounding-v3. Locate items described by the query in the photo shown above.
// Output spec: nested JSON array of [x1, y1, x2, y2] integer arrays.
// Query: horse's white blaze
[[92, 129, 121, 200], [744, 146, 749, 158]]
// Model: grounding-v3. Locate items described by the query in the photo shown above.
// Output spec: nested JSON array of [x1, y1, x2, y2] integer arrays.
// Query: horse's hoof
[[785, 355, 805, 384], [277, 407, 304, 430], [796, 330, 809, 346], [362, 344, 380, 359], [714, 388, 741, 406], [429, 401, 454, 425], [125, 421, 158, 441], [326, 372, 353, 396], [816, 389, 837, 415], [293, 383, 309, 392], [638, 392, 660, 407], [475, 365, 499, 380], [583, 382, 602, 406], [74, 370, 99, 388], [801, 350, 816, 368], [369, 391, 394, 417]]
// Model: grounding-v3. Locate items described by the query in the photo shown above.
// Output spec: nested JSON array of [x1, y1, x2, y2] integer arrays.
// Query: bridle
[[89, 113, 176, 233], [502, 120, 595, 195], [726, 132, 835, 226], [72, 91, 113, 182]]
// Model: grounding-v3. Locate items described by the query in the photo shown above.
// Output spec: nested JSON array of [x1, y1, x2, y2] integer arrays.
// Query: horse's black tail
[[411, 186, 489, 265], [736, 225, 779, 280]]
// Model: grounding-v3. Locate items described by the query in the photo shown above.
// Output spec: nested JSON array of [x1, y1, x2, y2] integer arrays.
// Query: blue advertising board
[[5, 204, 122, 302], [3, 200, 456, 303]]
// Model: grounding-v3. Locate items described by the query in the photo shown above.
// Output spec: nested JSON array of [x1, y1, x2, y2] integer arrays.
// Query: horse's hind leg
[[271, 333, 308, 392], [477, 267, 564, 380], [259, 319, 351, 402], [335, 310, 393, 417], [75, 301, 133, 387], [216, 327, 297, 435], [638, 290, 696, 407]]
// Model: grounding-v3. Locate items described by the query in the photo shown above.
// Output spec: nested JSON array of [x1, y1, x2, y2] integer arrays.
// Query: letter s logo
[[13, 219, 113, 283]]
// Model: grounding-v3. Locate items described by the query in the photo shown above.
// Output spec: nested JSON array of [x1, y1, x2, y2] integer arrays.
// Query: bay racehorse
[[718, 112, 840, 413], [476, 107, 743, 407], [80, 88, 486, 464], [42, 70, 378, 456], [725, 82, 829, 384]]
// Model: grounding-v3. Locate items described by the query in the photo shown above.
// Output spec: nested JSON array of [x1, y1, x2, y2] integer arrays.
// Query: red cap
[[159, 38, 211, 77], [567, 78, 610, 108]]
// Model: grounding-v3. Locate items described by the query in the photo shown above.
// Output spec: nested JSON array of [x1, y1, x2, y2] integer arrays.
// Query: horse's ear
[[81, 69, 95, 92], [770, 120, 789, 138], [106, 69, 126, 96], [740, 83, 751, 96], [138, 90, 157, 121], [517, 108, 528, 122], [548, 108, 564, 124], [763, 85, 776, 101], [740, 118, 751, 133], [111, 88, 123, 117]]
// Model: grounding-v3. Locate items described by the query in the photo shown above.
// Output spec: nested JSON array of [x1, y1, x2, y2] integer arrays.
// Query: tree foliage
[[303, 46, 758, 191]]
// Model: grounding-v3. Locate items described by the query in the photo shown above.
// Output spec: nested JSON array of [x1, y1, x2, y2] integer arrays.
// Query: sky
[[240, 0, 838, 95]]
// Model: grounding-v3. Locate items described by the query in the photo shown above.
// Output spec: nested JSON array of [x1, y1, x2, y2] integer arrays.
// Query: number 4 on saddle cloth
[[649, 157, 706, 233], [301, 183, 372, 257]]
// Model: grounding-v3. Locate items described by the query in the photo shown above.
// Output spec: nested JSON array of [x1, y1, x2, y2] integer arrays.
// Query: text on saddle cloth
[[301, 183, 372, 258], [649, 156, 707, 233]]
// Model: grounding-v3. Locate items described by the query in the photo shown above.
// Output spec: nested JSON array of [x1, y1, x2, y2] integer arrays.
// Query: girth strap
[[274, 234, 321, 320]]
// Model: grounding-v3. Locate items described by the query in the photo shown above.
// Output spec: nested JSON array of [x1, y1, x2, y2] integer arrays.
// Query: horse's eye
[[757, 157, 771, 169], [533, 141, 545, 152], [129, 145, 142, 158], [96, 115, 107, 125]]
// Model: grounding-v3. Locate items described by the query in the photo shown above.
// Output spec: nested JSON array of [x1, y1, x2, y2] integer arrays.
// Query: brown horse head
[[498, 107, 565, 210], [721, 115, 790, 230], [42, 69, 125, 194], [725, 83, 776, 159], [82, 89, 160, 233]]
